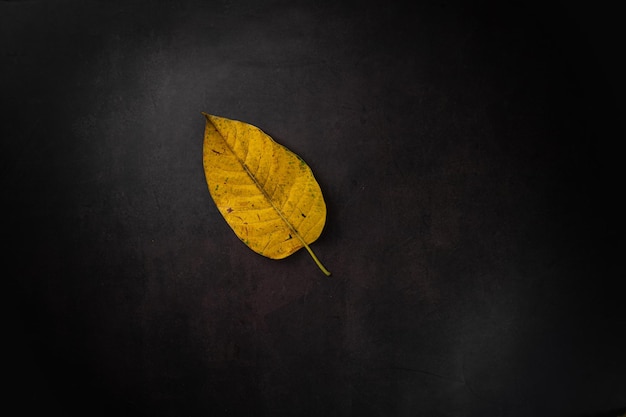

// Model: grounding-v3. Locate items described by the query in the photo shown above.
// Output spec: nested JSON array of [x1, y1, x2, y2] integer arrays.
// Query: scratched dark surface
[[3, 1, 625, 416]]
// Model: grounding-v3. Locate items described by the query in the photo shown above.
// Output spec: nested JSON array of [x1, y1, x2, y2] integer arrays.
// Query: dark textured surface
[[3, 1, 624, 416]]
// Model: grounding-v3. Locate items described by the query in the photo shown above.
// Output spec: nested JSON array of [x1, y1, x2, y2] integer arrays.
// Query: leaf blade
[[202, 113, 330, 275]]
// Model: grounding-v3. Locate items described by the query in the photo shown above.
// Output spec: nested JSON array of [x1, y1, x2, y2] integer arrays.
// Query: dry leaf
[[202, 113, 331, 276]]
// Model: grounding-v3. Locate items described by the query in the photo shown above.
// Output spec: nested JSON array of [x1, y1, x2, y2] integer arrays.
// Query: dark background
[[3, 0, 624, 416]]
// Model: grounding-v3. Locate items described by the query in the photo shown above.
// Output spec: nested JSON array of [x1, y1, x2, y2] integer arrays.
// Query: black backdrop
[[3, 1, 624, 416]]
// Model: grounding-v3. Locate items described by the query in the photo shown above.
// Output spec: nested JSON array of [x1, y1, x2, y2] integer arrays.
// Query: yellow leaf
[[202, 113, 331, 276]]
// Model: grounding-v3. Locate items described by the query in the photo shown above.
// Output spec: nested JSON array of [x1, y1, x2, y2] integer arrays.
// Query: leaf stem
[[303, 245, 331, 276]]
